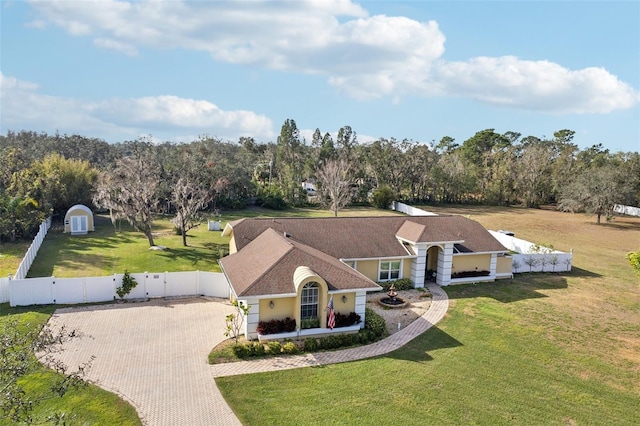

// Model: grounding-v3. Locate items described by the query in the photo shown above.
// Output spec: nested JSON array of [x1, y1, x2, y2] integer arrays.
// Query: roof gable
[[219, 228, 380, 297]]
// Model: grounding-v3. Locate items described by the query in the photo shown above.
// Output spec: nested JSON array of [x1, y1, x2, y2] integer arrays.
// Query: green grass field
[[216, 206, 640, 425], [12, 206, 400, 278]]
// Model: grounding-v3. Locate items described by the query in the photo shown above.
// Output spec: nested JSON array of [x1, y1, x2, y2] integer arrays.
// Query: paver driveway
[[46, 297, 242, 426]]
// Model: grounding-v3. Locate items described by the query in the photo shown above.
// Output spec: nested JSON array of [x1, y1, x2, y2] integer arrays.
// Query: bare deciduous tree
[[317, 159, 352, 217], [171, 176, 211, 246], [93, 152, 160, 247]]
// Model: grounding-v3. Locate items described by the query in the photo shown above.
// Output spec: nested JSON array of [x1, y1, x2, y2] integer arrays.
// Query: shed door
[[71, 216, 88, 234]]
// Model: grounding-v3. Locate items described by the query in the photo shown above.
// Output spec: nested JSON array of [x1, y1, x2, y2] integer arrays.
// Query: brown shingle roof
[[219, 228, 381, 297], [229, 215, 506, 259]]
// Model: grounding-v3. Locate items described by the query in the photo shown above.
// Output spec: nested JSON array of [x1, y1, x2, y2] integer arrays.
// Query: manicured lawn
[[0, 240, 30, 277], [216, 206, 640, 425], [0, 304, 140, 425], [27, 206, 400, 278]]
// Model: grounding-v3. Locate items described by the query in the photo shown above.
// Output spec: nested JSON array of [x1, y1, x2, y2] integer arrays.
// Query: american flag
[[327, 295, 335, 330]]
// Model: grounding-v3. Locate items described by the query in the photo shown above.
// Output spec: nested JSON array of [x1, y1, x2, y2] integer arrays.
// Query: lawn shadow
[[444, 275, 572, 303], [387, 326, 463, 363], [155, 246, 220, 266]]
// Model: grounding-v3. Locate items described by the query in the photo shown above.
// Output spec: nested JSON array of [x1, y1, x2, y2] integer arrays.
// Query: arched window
[[300, 282, 319, 320]]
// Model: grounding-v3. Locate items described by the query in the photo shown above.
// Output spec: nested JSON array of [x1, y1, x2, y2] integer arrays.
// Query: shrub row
[[231, 310, 387, 360], [257, 312, 361, 335], [256, 317, 296, 335], [232, 340, 300, 358], [377, 278, 413, 292], [451, 270, 490, 279], [334, 312, 361, 328]]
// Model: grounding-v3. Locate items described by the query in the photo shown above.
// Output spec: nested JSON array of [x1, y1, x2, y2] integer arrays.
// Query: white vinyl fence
[[489, 231, 572, 273], [13, 217, 51, 280], [614, 204, 640, 217], [0, 276, 10, 303], [8, 270, 230, 307], [392, 201, 437, 216]]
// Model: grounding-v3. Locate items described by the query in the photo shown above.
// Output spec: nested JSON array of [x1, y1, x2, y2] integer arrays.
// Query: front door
[[71, 215, 88, 234]]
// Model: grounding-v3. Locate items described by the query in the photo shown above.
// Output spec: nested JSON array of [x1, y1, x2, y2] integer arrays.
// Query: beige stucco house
[[219, 215, 511, 340]]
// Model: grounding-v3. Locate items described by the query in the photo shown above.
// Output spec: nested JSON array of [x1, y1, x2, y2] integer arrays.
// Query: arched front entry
[[294, 266, 329, 328], [425, 245, 442, 282]]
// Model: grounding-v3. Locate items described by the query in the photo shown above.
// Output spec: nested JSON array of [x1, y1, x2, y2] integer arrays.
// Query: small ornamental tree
[[224, 300, 250, 344], [627, 250, 640, 278], [116, 270, 138, 300]]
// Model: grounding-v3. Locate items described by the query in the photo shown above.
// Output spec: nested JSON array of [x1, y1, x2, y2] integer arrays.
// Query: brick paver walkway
[[210, 283, 449, 377], [46, 283, 448, 425]]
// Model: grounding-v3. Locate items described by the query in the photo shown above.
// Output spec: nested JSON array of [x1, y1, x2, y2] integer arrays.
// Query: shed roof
[[65, 204, 92, 217]]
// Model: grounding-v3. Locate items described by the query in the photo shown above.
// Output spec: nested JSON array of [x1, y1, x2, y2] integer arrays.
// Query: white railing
[[392, 201, 438, 216], [13, 217, 52, 281], [9, 270, 230, 307], [489, 231, 572, 273]]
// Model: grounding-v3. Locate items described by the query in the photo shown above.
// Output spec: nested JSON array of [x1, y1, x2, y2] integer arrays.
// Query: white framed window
[[379, 260, 401, 281], [300, 282, 319, 320]]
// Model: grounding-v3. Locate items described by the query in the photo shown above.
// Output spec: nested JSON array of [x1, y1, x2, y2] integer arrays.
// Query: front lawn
[[216, 206, 640, 425]]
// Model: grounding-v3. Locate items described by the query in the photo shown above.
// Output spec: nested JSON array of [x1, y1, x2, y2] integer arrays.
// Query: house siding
[[452, 253, 491, 274], [496, 255, 513, 278], [402, 258, 413, 280], [259, 298, 295, 322], [355, 260, 379, 282]]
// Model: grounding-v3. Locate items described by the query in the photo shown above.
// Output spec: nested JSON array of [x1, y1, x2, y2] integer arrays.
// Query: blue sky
[[1, 0, 638, 153]]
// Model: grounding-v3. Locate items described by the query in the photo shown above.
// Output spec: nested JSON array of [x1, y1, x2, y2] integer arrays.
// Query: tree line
[[1, 123, 638, 244]]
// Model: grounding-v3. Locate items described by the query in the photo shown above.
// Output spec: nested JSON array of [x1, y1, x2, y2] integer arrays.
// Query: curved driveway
[[47, 283, 449, 425]]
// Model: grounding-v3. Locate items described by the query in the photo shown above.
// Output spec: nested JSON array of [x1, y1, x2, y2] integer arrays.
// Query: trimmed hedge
[[451, 270, 490, 279], [378, 278, 413, 292], [257, 317, 296, 335]]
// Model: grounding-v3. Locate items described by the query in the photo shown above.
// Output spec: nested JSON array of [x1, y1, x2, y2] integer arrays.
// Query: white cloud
[[94, 38, 138, 56], [0, 72, 274, 142], [433, 56, 639, 114], [24, 0, 640, 113]]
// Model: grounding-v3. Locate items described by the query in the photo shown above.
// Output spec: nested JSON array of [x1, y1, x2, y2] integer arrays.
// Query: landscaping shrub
[[378, 278, 413, 292], [232, 343, 249, 359], [267, 341, 282, 354], [364, 307, 388, 339], [303, 338, 319, 352], [451, 270, 490, 279], [282, 341, 300, 355], [319, 335, 342, 350], [334, 312, 361, 328], [249, 341, 266, 357], [300, 317, 320, 329], [257, 317, 296, 335]]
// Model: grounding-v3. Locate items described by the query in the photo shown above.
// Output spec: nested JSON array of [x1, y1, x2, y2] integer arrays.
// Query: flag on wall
[[327, 295, 335, 330]]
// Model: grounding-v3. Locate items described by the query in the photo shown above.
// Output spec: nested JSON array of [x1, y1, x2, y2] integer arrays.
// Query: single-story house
[[219, 215, 512, 339], [63, 204, 95, 235]]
